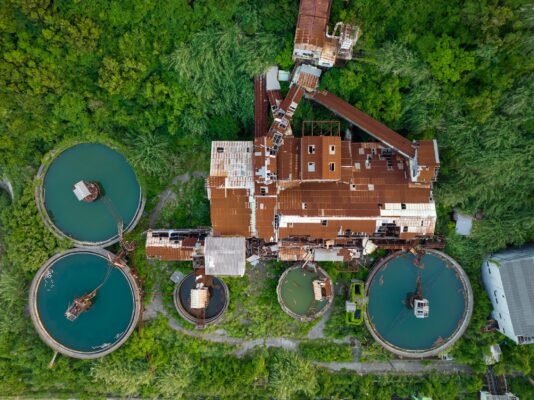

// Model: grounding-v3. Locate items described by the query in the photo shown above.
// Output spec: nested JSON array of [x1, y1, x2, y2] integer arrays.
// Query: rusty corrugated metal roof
[[267, 90, 283, 110], [256, 196, 277, 242], [209, 187, 252, 237], [146, 246, 194, 261], [277, 137, 300, 181], [279, 220, 378, 240], [414, 140, 440, 184], [145, 230, 199, 261], [294, 0, 332, 50], [278, 246, 309, 261], [254, 75, 269, 138]]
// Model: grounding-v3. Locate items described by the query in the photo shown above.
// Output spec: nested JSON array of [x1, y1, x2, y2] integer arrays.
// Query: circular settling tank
[[29, 249, 141, 359], [173, 273, 229, 326], [277, 264, 334, 321], [365, 250, 473, 358], [37, 143, 143, 247]]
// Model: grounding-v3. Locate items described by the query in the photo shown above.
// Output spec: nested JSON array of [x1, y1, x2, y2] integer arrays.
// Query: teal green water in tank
[[280, 268, 328, 316], [43, 143, 141, 243], [36, 252, 136, 352], [367, 253, 466, 350]]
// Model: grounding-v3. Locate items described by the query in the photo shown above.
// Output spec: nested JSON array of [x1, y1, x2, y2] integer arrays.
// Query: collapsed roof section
[[145, 229, 207, 261]]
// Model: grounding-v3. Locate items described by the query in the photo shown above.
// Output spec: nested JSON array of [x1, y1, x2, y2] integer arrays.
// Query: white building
[[482, 245, 534, 344], [480, 392, 519, 400]]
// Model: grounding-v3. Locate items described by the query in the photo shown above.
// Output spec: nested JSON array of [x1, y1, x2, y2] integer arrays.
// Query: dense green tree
[[425, 34, 476, 83]]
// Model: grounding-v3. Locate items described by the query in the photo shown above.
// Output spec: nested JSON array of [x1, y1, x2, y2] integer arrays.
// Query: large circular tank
[[36, 142, 144, 247], [29, 249, 141, 359], [365, 250, 473, 358], [173, 273, 229, 326], [277, 264, 334, 322]]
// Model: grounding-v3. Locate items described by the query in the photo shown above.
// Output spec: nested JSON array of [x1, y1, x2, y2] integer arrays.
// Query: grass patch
[[298, 340, 353, 362], [212, 261, 317, 338], [156, 177, 210, 229]]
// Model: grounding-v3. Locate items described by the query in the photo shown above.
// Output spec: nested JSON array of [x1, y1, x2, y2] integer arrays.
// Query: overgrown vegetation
[[298, 339, 354, 362], [216, 261, 316, 338], [1, 0, 533, 397]]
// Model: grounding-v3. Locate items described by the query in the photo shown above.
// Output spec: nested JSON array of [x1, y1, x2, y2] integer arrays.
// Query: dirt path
[[148, 171, 207, 228], [307, 304, 333, 340], [316, 360, 471, 374]]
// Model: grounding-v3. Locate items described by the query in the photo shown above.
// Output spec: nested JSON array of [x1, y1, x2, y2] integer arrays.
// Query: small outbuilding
[[453, 210, 473, 236]]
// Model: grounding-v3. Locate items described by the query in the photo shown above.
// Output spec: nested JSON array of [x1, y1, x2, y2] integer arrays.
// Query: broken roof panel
[[145, 230, 199, 261]]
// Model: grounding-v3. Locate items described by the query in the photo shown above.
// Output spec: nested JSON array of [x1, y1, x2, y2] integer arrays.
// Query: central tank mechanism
[[65, 290, 97, 321], [65, 226, 136, 322], [73, 180, 101, 202], [407, 276, 430, 319]]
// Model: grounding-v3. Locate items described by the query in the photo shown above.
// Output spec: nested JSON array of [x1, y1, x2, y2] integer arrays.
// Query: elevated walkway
[[306, 90, 416, 159]]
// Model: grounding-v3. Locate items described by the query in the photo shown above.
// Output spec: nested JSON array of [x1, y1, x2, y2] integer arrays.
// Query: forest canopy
[[0, 0, 533, 398]]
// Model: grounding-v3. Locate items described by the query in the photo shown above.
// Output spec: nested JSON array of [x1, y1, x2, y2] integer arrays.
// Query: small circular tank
[[173, 272, 229, 326], [277, 263, 334, 322], [29, 248, 141, 359], [365, 250, 473, 358]]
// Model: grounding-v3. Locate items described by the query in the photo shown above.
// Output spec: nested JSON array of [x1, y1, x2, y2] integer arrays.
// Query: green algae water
[[279, 268, 328, 316], [367, 252, 467, 351], [36, 252, 136, 353], [42, 143, 141, 243]]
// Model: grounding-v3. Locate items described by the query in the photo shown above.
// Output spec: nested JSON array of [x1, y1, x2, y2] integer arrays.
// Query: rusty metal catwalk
[[254, 74, 269, 138], [307, 90, 416, 159]]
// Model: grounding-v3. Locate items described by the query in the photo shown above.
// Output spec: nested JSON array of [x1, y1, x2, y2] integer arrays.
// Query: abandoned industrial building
[[146, 0, 441, 267], [144, 0, 455, 340]]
